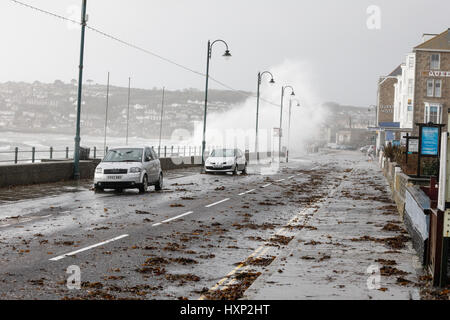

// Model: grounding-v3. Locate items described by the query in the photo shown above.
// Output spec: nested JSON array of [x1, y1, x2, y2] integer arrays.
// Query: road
[[0, 150, 412, 300]]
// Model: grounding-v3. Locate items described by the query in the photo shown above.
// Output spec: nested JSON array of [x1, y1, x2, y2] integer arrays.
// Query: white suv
[[94, 146, 163, 193]]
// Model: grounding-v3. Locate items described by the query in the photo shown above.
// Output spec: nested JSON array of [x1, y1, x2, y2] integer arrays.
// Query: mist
[[192, 60, 326, 156]]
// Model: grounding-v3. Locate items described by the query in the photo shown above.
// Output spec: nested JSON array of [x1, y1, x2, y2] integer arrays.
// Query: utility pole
[[201, 39, 231, 170], [201, 40, 211, 169], [279, 86, 295, 163], [255, 71, 275, 163], [103, 71, 110, 155], [158, 87, 165, 157], [126, 77, 131, 145], [73, 0, 87, 180]]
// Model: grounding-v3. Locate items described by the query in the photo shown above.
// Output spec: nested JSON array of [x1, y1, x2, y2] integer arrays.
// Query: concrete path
[[244, 156, 422, 300]]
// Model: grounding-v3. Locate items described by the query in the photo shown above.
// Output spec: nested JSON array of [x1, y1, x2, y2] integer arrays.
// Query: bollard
[[32, 147, 35, 163], [66, 147, 69, 159], [164, 146, 167, 158], [189, 146, 191, 156], [171, 146, 174, 157], [158, 146, 161, 157], [184, 146, 186, 156], [50, 147, 53, 160], [14, 147, 18, 164], [94, 146, 97, 159]]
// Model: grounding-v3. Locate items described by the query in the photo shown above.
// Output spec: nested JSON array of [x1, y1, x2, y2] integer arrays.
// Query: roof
[[414, 29, 450, 51], [388, 65, 402, 77]]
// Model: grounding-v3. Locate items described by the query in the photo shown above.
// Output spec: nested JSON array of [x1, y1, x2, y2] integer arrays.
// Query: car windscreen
[[210, 149, 235, 157], [103, 148, 143, 162]]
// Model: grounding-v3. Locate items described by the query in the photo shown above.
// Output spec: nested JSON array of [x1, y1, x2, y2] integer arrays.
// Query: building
[[412, 29, 450, 134], [377, 65, 401, 125], [374, 65, 403, 151], [393, 53, 416, 130]]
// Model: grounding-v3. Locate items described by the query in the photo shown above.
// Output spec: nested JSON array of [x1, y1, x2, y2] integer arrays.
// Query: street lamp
[[201, 39, 232, 169], [255, 71, 275, 163], [73, 0, 87, 180], [279, 85, 295, 163], [287, 98, 301, 163]]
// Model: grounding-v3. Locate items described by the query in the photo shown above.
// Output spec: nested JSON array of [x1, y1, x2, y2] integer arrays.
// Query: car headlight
[[95, 167, 103, 174], [129, 167, 142, 173]]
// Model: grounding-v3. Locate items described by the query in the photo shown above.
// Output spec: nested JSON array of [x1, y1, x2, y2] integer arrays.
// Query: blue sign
[[421, 126, 439, 156]]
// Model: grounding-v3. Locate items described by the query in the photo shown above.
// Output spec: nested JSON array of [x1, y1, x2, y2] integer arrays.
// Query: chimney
[[422, 33, 438, 43]]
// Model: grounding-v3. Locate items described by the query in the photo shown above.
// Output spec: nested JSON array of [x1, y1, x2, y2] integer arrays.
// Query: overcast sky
[[1, 0, 449, 106]]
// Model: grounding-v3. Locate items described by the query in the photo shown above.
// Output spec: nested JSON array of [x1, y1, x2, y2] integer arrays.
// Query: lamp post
[[201, 39, 231, 170], [126, 77, 131, 145], [256, 71, 275, 162], [103, 71, 110, 156], [158, 87, 166, 157], [279, 85, 295, 163], [287, 98, 301, 163], [73, 0, 87, 180]]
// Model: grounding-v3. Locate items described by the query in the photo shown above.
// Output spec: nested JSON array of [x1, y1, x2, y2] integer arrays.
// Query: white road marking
[[238, 189, 256, 196], [152, 211, 193, 227], [49, 234, 129, 261], [1, 224, 11, 227], [205, 198, 230, 208], [262, 183, 272, 188], [275, 179, 285, 182], [288, 176, 295, 179]]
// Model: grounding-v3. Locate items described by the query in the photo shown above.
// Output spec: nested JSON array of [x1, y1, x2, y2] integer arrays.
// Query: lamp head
[[223, 50, 232, 60], [291, 91, 296, 96], [269, 78, 275, 84]]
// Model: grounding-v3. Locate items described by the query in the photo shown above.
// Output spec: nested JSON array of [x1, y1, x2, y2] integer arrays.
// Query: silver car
[[94, 146, 163, 193], [205, 148, 247, 175]]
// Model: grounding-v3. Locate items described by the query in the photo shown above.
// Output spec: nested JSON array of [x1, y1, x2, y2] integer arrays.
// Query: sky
[[1, 0, 449, 107]]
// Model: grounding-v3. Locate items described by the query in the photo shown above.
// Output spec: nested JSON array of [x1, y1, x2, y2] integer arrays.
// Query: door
[[150, 148, 160, 182], [143, 148, 155, 183], [236, 149, 245, 170]]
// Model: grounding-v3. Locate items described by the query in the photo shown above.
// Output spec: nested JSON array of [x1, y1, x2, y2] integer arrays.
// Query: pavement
[[244, 155, 422, 300], [0, 150, 423, 300]]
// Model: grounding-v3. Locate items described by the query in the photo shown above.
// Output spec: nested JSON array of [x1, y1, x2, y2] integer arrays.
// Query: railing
[[0, 145, 223, 165]]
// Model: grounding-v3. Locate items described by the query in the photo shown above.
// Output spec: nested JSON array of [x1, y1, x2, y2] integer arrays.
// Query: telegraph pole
[[158, 87, 166, 156], [126, 77, 131, 145], [73, 0, 87, 180], [103, 71, 110, 155]]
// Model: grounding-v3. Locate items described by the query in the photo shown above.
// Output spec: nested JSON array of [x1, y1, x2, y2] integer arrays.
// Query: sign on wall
[[409, 139, 419, 153], [422, 71, 450, 77], [421, 126, 440, 156]]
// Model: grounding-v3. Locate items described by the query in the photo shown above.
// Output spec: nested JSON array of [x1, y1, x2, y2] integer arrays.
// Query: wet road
[[0, 151, 353, 300]]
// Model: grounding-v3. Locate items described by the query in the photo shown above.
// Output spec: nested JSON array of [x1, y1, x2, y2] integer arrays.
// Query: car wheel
[[94, 185, 104, 193], [155, 173, 163, 191], [139, 175, 148, 193]]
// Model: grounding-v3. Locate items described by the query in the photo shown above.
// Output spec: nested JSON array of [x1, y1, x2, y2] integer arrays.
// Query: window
[[424, 103, 442, 124], [427, 79, 434, 97], [408, 56, 415, 69], [435, 79, 442, 98], [408, 79, 413, 95], [431, 54, 440, 70], [103, 148, 143, 162]]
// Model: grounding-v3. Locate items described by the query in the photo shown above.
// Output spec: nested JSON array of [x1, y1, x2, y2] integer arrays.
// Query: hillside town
[[0, 81, 247, 139]]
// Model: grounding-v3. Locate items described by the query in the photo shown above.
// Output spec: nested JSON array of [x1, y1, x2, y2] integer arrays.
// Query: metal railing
[[0, 145, 223, 165]]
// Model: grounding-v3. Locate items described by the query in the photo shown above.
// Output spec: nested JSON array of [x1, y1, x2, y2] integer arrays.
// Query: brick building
[[412, 29, 450, 134], [377, 65, 401, 125]]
